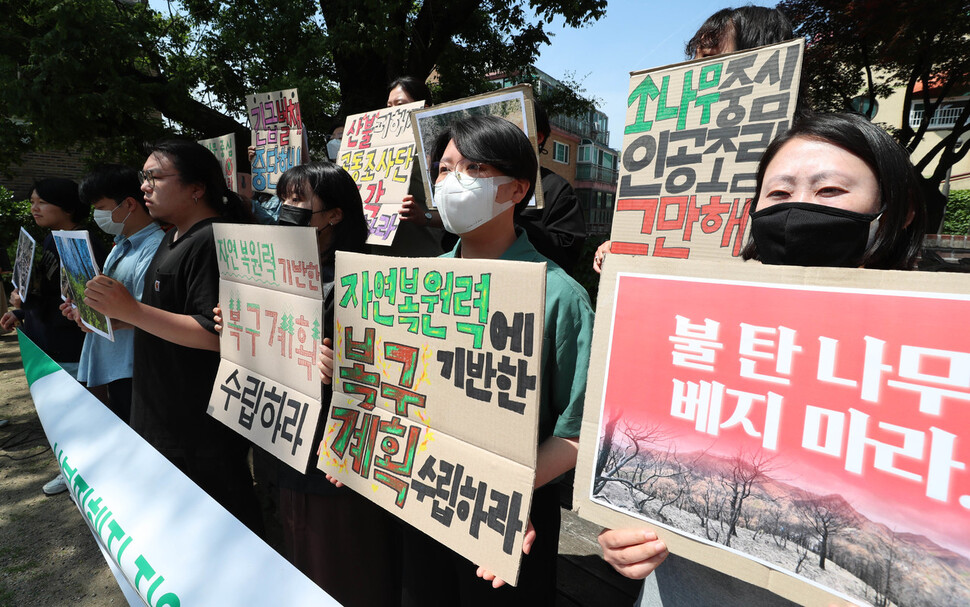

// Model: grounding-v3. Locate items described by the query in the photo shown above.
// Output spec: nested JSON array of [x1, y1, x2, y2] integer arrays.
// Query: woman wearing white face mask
[[397, 115, 595, 604]]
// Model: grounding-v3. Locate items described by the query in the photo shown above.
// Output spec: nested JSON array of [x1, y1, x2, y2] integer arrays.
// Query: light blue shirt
[[77, 222, 165, 387]]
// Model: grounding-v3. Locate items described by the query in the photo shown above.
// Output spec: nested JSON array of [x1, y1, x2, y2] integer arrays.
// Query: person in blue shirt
[[62, 165, 164, 425]]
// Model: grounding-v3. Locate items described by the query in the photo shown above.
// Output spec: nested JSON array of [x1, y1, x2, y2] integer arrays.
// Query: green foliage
[[0, 185, 39, 268], [779, 0, 970, 188], [942, 190, 970, 235], [2, 0, 606, 165]]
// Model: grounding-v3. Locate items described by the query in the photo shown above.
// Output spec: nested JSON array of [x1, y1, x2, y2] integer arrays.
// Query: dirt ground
[[0, 331, 124, 606]]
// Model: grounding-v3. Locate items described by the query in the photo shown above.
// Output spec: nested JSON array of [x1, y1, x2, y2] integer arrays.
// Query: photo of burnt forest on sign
[[591, 415, 970, 607]]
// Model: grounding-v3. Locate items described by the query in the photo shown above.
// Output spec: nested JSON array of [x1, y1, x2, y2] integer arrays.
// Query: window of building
[[910, 101, 967, 130], [577, 145, 591, 162], [553, 141, 570, 164]]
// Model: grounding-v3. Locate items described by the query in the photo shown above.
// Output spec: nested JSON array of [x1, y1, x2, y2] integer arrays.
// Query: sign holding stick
[[574, 255, 970, 607], [51, 230, 113, 341], [320, 251, 546, 586], [12, 227, 35, 301], [208, 224, 324, 472], [336, 100, 425, 246], [610, 39, 804, 262]]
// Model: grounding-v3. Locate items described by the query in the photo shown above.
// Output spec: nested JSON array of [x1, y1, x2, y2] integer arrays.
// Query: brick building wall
[[0, 150, 88, 199]]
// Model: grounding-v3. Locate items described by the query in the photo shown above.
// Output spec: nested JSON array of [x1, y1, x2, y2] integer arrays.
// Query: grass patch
[[3, 559, 39, 575]]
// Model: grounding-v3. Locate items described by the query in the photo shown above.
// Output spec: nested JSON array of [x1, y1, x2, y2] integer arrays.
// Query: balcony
[[550, 114, 610, 146], [576, 163, 618, 184]]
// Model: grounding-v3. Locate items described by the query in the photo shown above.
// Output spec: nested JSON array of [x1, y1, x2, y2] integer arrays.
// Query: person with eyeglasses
[[317, 115, 595, 604], [83, 140, 263, 535], [59, 165, 164, 427]]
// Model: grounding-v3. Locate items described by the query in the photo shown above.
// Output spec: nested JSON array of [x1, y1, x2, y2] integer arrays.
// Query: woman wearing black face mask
[[266, 162, 398, 604], [275, 162, 369, 277], [743, 112, 926, 270], [598, 113, 927, 607]]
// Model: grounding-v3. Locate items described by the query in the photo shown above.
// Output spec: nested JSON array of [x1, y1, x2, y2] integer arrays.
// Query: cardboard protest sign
[[12, 227, 35, 301], [51, 230, 113, 341], [247, 88, 303, 194], [610, 39, 803, 261], [208, 224, 323, 472], [320, 251, 545, 585], [18, 331, 337, 606], [574, 255, 970, 607], [412, 85, 544, 209], [199, 133, 241, 194], [337, 100, 425, 246]]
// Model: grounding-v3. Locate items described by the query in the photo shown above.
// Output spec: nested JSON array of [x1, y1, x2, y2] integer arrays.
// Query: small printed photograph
[[13, 227, 36, 301], [52, 231, 113, 341], [413, 87, 542, 209]]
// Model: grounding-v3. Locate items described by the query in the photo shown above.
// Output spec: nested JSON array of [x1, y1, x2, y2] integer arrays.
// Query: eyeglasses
[[433, 160, 494, 187], [138, 170, 177, 188]]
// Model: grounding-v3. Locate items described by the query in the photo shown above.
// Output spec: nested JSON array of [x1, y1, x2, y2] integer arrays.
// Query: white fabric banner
[[20, 331, 339, 606]]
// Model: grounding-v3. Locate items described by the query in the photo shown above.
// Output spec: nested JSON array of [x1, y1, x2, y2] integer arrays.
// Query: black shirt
[[130, 218, 244, 456]]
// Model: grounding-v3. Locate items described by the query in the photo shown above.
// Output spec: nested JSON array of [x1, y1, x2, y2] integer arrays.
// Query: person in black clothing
[[2, 178, 108, 495], [84, 140, 263, 534], [515, 102, 587, 275]]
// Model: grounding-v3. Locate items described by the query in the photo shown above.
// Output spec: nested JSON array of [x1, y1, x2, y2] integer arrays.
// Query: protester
[[592, 5, 794, 273], [598, 111, 926, 606], [60, 165, 164, 424], [83, 140, 263, 534], [326, 120, 344, 162], [381, 76, 445, 257], [253, 162, 403, 605], [387, 75, 433, 108], [1, 178, 106, 496], [319, 115, 594, 604], [515, 102, 587, 275]]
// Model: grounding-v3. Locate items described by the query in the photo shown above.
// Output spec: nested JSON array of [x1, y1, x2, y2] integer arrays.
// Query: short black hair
[[79, 164, 146, 211], [146, 139, 253, 223], [743, 112, 926, 270], [428, 115, 538, 206], [388, 76, 433, 106], [33, 178, 86, 223], [686, 6, 793, 58], [276, 162, 368, 261]]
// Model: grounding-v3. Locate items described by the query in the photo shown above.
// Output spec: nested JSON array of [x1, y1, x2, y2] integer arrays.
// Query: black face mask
[[277, 204, 313, 227], [750, 202, 881, 268]]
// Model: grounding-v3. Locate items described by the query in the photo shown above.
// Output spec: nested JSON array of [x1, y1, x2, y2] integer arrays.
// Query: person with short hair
[[320, 115, 594, 604], [379, 75, 444, 257], [65, 164, 164, 424]]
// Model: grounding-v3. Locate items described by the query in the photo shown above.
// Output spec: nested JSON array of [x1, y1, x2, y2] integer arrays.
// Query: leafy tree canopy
[[780, 0, 970, 227], [0, 0, 605, 171]]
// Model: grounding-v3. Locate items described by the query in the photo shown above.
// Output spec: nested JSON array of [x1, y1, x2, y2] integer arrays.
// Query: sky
[[532, 0, 781, 150]]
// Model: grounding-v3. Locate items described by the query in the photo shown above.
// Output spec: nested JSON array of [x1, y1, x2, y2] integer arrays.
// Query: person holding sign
[[60, 165, 164, 424], [384, 75, 446, 258], [320, 114, 595, 603], [598, 111, 926, 606], [271, 162, 408, 605], [1, 178, 106, 496], [83, 140, 263, 534], [592, 5, 795, 274]]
